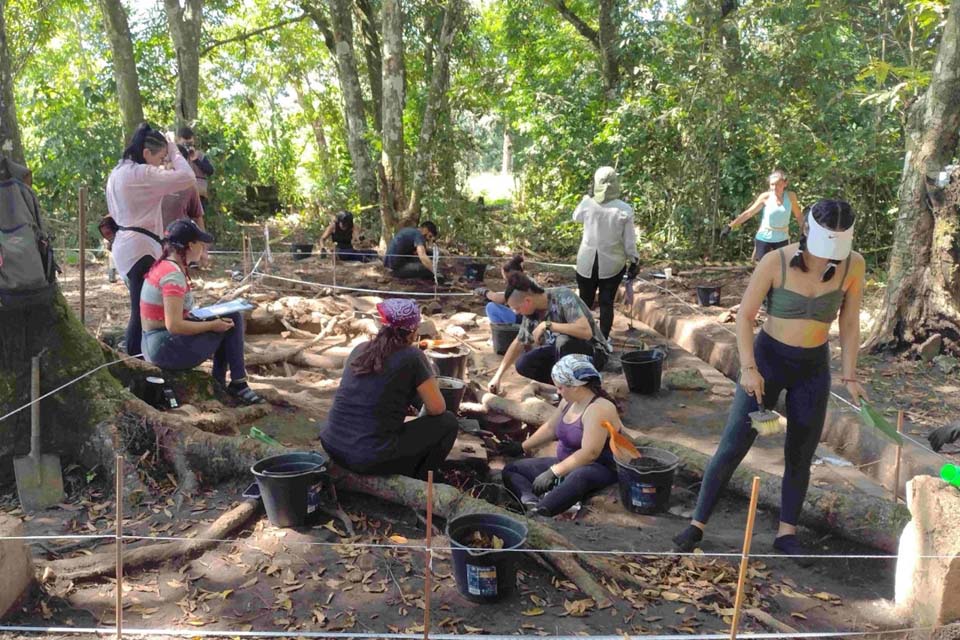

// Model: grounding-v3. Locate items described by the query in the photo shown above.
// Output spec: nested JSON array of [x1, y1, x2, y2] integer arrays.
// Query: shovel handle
[[30, 356, 40, 458]]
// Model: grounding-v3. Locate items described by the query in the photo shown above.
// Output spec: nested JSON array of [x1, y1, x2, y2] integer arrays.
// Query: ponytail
[[586, 379, 622, 415]]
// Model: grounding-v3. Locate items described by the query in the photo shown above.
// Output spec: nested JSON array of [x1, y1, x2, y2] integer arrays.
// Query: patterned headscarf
[[551, 354, 601, 387], [376, 298, 421, 332]]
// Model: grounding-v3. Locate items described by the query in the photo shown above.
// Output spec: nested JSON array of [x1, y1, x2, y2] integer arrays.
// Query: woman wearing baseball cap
[[674, 200, 867, 559], [139, 219, 264, 405]]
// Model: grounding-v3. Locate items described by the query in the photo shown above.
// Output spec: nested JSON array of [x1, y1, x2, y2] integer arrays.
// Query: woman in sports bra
[[674, 199, 867, 558], [500, 354, 627, 516], [720, 169, 804, 261]]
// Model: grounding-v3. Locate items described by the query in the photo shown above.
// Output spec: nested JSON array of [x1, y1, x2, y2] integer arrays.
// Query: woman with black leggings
[[501, 354, 627, 516], [673, 200, 867, 558]]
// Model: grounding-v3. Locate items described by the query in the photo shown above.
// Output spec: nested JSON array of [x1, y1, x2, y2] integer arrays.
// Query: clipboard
[[188, 299, 255, 321]]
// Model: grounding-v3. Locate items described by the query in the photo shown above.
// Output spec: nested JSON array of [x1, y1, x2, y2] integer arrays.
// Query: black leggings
[[502, 457, 617, 516], [576, 257, 625, 338], [515, 335, 607, 384], [124, 255, 155, 357], [692, 331, 830, 526]]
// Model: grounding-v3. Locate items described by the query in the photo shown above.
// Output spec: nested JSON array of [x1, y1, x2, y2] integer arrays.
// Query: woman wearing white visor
[[674, 200, 867, 560]]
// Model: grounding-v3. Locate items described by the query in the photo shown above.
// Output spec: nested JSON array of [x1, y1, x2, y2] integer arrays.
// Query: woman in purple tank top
[[501, 355, 627, 516]]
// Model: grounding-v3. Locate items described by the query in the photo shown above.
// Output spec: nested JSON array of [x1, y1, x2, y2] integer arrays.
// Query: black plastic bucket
[[426, 346, 469, 380], [448, 513, 528, 604], [490, 323, 520, 355], [616, 447, 679, 514], [437, 376, 467, 413], [251, 452, 328, 527], [695, 285, 721, 307], [464, 262, 486, 282], [292, 243, 314, 261], [621, 349, 665, 394]]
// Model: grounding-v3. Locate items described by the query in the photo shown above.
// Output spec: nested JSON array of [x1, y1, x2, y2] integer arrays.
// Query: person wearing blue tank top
[[675, 200, 867, 561], [720, 169, 805, 261]]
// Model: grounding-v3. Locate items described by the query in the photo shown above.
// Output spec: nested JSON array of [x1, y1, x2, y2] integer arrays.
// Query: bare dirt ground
[[0, 249, 934, 639]]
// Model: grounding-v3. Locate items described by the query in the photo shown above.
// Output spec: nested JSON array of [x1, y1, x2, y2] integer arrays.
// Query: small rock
[[934, 354, 958, 374], [417, 319, 439, 337], [423, 301, 443, 316], [448, 312, 478, 328], [662, 368, 710, 391], [919, 334, 944, 362]]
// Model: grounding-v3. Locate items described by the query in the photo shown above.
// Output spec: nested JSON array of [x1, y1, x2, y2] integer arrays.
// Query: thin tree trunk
[[501, 128, 512, 176], [380, 0, 406, 227], [866, 0, 960, 352], [293, 80, 337, 190], [0, 0, 22, 164], [321, 0, 379, 215], [356, 0, 383, 133], [597, 0, 619, 98], [163, 0, 203, 131], [404, 0, 462, 223], [97, 0, 145, 140]]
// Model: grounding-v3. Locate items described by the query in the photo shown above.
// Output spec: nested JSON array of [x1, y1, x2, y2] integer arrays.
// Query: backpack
[[0, 158, 59, 310]]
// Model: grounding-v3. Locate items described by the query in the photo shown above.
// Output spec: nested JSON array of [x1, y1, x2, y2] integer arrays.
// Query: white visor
[[806, 212, 853, 260]]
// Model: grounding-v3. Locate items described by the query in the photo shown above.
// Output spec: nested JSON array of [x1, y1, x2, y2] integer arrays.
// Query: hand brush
[[749, 409, 785, 436]]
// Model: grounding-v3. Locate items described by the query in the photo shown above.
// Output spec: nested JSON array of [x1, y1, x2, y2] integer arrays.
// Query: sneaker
[[773, 534, 815, 567], [672, 525, 704, 552]]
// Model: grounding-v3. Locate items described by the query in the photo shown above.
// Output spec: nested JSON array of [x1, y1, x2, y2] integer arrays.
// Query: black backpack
[[0, 158, 59, 310]]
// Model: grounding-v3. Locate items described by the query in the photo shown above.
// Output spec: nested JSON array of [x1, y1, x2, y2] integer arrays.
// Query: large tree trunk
[[97, 0, 145, 141], [0, 0, 24, 164], [379, 0, 406, 229], [403, 0, 462, 223], [597, 0, 619, 99], [866, 0, 960, 353], [163, 0, 203, 132], [321, 0, 380, 216]]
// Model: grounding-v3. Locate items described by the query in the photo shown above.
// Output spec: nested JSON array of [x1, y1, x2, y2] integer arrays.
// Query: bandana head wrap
[[551, 354, 601, 387], [376, 299, 421, 332]]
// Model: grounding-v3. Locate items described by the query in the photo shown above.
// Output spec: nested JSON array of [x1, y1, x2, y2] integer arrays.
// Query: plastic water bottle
[[942, 464, 960, 488]]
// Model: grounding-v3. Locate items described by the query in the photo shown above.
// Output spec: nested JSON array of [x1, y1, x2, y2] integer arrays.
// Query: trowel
[[14, 356, 65, 511]]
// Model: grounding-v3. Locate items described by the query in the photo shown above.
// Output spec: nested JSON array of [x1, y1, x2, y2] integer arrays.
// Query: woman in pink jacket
[[105, 123, 196, 356]]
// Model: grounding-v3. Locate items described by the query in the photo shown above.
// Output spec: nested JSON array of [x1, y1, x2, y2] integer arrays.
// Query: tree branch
[[301, 2, 336, 55], [546, 0, 599, 50], [200, 12, 312, 56]]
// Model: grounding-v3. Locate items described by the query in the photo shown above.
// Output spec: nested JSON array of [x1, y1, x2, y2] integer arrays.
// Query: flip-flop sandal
[[228, 383, 265, 405]]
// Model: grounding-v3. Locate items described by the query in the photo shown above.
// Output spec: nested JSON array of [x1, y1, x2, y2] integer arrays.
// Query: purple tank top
[[555, 397, 615, 466]]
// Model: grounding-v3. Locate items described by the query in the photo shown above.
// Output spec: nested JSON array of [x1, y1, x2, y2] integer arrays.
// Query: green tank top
[[766, 249, 851, 323]]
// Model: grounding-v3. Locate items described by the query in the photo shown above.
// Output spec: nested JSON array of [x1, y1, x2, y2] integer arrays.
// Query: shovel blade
[[14, 453, 65, 512]]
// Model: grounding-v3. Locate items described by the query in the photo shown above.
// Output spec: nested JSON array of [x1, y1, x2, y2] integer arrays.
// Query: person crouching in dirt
[[473, 254, 526, 324], [500, 355, 626, 516], [383, 220, 444, 281], [140, 219, 264, 405], [673, 200, 867, 559], [320, 211, 378, 262], [487, 273, 612, 394], [319, 299, 458, 480]]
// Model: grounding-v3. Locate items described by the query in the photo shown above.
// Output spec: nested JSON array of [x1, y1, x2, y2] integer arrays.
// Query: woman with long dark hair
[[106, 123, 197, 356], [674, 200, 867, 558], [319, 211, 377, 262], [140, 220, 263, 404], [320, 299, 458, 479], [474, 254, 526, 324], [501, 354, 627, 516]]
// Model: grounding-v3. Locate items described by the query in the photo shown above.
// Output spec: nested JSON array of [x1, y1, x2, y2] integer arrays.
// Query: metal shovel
[[14, 356, 65, 511]]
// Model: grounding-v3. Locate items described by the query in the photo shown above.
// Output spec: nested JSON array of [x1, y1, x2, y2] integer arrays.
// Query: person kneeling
[[140, 220, 264, 405], [501, 355, 625, 516], [319, 299, 458, 480]]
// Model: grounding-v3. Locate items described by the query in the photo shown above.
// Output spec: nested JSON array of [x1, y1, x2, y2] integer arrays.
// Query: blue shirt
[[756, 192, 792, 243]]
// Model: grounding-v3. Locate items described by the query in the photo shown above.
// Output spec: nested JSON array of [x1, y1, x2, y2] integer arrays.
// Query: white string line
[[253, 271, 476, 297], [0, 625, 935, 639], [0, 353, 144, 424], [632, 277, 949, 463]]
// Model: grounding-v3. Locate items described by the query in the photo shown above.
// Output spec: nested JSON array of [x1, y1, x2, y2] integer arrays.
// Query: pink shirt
[[105, 153, 196, 276]]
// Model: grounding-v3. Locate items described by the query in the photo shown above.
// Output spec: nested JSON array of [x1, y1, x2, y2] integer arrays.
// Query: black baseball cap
[[165, 219, 214, 247]]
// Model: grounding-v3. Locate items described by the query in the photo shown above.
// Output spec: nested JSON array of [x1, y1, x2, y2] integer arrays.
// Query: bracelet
[[550, 465, 561, 478]]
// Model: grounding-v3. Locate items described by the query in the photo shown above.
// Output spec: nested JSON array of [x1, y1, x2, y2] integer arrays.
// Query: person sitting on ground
[[488, 273, 612, 393], [383, 221, 443, 280], [501, 355, 625, 516], [319, 211, 378, 262], [673, 199, 867, 559], [720, 168, 804, 262], [140, 219, 264, 405], [319, 299, 458, 480], [474, 254, 526, 324], [573, 166, 640, 339]]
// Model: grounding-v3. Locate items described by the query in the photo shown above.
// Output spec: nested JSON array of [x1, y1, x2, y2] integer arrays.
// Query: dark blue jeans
[[693, 330, 830, 526], [142, 311, 247, 384], [336, 246, 378, 263], [515, 335, 607, 385], [502, 456, 617, 516]]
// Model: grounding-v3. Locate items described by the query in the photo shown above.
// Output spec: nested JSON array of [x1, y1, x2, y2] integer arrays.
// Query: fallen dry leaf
[[521, 608, 545, 617]]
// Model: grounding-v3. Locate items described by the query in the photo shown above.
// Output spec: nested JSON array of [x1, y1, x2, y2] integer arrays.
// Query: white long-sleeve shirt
[[105, 153, 196, 276], [573, 196, 639, 279]]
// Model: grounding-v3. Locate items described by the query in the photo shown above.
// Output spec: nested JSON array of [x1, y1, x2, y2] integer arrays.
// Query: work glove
[[928, 422, 960, 452], [497, 440, 525, 458], [719, 225, 732, 242], [626, 260, 639, 280], [532, 467, 559, 496], [474, 286, 489, 300]]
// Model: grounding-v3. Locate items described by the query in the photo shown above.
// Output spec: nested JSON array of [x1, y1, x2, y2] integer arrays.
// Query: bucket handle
[[260, 463, 328, 478]]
